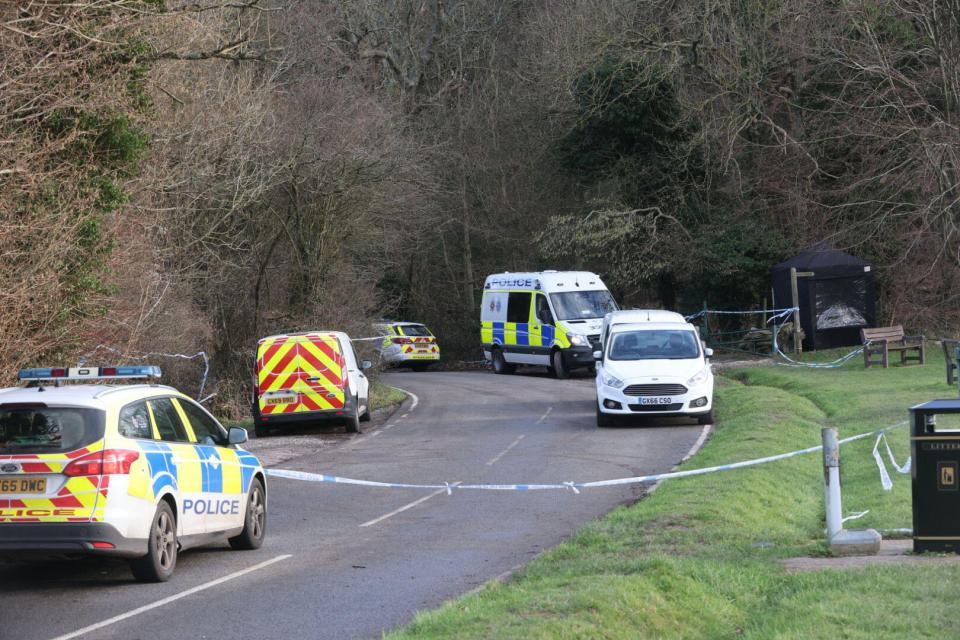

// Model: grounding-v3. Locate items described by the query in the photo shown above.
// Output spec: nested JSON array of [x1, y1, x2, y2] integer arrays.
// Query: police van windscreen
[[0, 406, 106, 454], [399, 324, 431, 337], [549, 291, 618, 320], [608, 330, 700, 360]]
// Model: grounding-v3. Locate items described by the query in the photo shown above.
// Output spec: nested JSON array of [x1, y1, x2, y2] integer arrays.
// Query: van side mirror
[[361, 360, 373, 370], [592, 350, 603, 361], [704, 348, 714, 358], [227, 426, 248, 445]]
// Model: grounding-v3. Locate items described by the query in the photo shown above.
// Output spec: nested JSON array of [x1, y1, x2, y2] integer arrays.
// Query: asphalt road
[[0, 370, 706, 640]]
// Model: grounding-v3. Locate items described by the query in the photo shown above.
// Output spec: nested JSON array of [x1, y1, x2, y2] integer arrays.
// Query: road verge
[[388, 355, 958, 639]]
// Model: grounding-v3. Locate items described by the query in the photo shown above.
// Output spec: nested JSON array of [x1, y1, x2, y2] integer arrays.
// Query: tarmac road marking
[[48, 554, 292, 640], [535, 407, 553, 424], [682, 424, 712, 463], [486, 435, 526, 466], [359, 482, 462, 528]]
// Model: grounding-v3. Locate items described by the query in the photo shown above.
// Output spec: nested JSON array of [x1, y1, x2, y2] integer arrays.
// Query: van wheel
[[229, 479, 266, 550], [345, 402, 361, 433], [597, 405, 615, 427], [491, 348, 515, 375], [254, 422, 270, 438], [359, 403, 371, 422], [130, 501, 177, 582], [551, 350, 570, 379], [696, 411, 714, 425]]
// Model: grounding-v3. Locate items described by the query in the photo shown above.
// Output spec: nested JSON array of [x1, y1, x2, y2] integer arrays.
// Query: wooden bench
[[861, 326, 925, 368], [943, 339, 959, 385]]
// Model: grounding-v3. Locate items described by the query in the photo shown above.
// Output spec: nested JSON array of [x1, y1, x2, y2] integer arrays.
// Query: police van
[[0, 366, 266, 582], [595, 310, 714, 426], [480, 271, 618, 378], [253, 331, 372, 437]]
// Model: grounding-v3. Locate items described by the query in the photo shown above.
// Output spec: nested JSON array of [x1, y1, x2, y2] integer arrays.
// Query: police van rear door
[[0, 404, 106, 524]]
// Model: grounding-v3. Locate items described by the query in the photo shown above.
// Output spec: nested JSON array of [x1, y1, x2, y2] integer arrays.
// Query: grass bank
[[389, 349, 960, 639], [369, 379, 408, 412]]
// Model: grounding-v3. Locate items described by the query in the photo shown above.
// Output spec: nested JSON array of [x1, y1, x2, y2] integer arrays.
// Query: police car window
[[177, 400, 226, 446], [507, 292, 531, 323], [119, 402, 152, 440], [149, 398, 190, 443], [399, 324, 431, 337], [0, 406, 105, 455]]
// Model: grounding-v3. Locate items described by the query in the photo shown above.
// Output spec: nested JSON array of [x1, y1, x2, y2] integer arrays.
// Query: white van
[[594, 310, 714, 426], [480, 271, 618, 378]]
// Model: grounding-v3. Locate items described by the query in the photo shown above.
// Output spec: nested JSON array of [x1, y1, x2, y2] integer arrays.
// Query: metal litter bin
[[911, 400, 960, 552]]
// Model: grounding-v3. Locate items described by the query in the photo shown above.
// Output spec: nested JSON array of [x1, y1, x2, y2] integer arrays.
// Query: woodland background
[[3, 0, 960, 415]]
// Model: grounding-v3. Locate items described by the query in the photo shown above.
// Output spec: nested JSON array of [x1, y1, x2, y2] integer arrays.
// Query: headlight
[[687, 368, 710, 386], [601, 372, 624, 389], [567, 333, 588, 347]]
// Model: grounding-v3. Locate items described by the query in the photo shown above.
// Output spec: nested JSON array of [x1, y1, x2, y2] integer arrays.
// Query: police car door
[[147, 398, 206, 536], [175, 398, 244, 533]]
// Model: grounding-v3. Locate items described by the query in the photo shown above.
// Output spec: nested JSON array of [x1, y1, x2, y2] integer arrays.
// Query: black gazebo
[[771, 243, 876, 351]]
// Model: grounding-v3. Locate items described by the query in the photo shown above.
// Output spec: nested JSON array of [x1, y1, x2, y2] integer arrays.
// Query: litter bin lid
[[910, 399, 960, 412]]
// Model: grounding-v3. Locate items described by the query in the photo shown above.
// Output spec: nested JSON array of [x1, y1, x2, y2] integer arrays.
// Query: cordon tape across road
[[265, 420, 910, 493]]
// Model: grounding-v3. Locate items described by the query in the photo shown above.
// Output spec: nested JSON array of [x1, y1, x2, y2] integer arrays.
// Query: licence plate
[[265, 393, 297, 406], [639, 397, 673, 405], [0, 477, 47, 494]]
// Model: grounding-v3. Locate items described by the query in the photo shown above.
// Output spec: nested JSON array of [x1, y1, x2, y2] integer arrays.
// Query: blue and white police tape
[[265, 420, 909, 493], [684, 307, 798, 322], [872, 430, 911, 491], [772, 341, 867, 369]]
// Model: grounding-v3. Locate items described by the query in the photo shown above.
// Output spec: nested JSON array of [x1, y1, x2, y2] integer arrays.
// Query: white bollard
[[822, 427, 843, 541], [822, 426, 881, 556]]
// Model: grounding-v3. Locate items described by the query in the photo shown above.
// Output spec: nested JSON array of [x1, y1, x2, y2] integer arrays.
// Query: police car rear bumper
[[0, 522, 145, 558]]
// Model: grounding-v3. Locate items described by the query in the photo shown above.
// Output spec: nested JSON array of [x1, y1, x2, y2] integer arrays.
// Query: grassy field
[[389, 348, 960, 639]]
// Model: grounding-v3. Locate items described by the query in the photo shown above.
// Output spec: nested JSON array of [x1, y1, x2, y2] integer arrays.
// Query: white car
[[373, 322, 440, 371], [0, 366, 266, 582], [595, 314, 714, 426]]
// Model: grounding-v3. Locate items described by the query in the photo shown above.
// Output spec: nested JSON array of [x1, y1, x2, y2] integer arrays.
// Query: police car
[[373, 321, 440, 371], [0, 366, 267, 582]]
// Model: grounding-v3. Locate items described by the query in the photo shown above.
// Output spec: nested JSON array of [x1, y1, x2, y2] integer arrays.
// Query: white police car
[[0, 366, 267, 582]]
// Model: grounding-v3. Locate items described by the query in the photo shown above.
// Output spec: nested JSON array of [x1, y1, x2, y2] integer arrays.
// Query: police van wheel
[[345, 405, 361, 433], [491, 349, 515, 375], [229, 479, 266, 550], [130, 501, 177, 582], [551, 350, 570, 379], [359, 405, 371, 422], [254, 423, 270, 438]]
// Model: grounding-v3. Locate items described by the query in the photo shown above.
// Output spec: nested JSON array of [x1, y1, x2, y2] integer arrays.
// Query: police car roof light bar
[[17, 365, 162, 381]]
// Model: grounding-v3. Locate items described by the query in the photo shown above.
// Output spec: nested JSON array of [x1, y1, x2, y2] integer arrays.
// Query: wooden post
[[790, 267, 802, 353]]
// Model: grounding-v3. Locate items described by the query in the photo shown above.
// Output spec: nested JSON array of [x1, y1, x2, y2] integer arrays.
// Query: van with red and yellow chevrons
[[373, 321, 440, 371], [252, 331, 372, 437], [0, 366, 267, 583]]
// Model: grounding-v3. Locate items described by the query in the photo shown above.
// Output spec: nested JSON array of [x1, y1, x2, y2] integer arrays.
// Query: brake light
[[63, 449, 140, 477], [91, 541, 115, 549]]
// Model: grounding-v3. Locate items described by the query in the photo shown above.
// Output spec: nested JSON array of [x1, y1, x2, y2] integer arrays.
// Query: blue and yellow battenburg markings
[[132, 441, 258, 501]]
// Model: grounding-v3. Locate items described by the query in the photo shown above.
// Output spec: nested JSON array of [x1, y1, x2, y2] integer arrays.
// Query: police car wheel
[[551, 350, 570, 379], [130, 501, 178, 582], [229, 479, 266, 550], [491, 349, 515, 375]]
